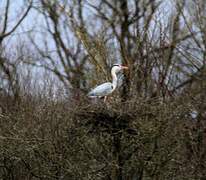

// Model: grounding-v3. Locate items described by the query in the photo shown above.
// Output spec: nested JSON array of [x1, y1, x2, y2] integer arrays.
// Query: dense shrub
[[0, 95, 205, 179]]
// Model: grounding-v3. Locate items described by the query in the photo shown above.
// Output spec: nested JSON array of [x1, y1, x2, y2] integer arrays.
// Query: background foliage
[[0, 0, 206, 179]]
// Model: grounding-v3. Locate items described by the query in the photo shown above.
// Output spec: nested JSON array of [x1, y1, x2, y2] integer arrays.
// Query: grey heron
[[88, 64, 128, 102]]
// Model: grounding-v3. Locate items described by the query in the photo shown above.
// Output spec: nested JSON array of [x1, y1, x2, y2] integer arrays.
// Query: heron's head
[[111, 64, 128, 73]]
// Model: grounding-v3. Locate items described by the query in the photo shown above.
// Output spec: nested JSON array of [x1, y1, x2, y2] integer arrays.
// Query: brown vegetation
[[0, 0, 206, 179]]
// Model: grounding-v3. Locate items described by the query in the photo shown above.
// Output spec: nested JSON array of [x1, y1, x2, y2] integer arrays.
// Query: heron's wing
[[88, 82, 113, 97]]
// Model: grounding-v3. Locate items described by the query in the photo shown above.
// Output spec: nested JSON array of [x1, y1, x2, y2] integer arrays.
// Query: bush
[[1, 95, 205, 179]]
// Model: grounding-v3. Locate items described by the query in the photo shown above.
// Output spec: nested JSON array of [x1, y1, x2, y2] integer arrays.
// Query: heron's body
[[88, 64, 128, 102], [88, 82, 114, 97]]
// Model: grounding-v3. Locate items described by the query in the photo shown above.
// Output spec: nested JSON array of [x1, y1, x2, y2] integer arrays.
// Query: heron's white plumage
[[88, 82, 113, 97], [87, 64, 128, 100]]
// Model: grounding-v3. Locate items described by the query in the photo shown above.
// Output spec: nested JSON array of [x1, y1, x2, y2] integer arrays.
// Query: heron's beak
[[121, 65, 128, 70]]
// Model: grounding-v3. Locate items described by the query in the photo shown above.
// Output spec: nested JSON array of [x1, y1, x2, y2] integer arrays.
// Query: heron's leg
[[104, 96, 107, 102]]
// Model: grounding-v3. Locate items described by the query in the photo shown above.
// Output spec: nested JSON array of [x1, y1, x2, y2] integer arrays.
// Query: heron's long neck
[[111, 70, 118, 90]]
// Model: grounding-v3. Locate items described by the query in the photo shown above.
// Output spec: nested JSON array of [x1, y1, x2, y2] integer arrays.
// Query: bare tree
[[27, 0, 89, 100], [0, 0, 32, 100], [0, 1, 206, 179]]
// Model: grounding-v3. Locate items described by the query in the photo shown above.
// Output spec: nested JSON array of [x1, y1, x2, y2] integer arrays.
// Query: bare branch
[[0, 1, 33, 42], [1, 0, 10, 35]]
